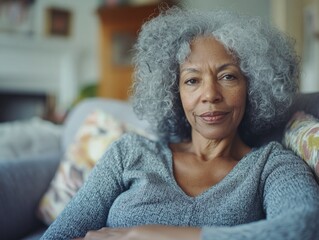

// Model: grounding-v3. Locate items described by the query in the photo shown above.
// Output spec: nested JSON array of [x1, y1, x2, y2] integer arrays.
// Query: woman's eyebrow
[[180, 67, 200, 74], [217, 63, 239, 71], [181, 63, 239, 73]]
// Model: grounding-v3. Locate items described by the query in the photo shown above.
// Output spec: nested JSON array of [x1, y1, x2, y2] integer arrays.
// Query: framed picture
[[0, 0, 35, 35], [111, 31, 136, 66], [46, 7, 72, 37]]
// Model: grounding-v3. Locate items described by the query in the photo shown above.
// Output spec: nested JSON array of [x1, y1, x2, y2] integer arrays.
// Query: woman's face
[[179, 36, 247, 140]]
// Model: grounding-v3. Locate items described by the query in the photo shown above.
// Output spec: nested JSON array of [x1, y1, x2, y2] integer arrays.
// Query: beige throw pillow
[[37, 109, 149, 225]]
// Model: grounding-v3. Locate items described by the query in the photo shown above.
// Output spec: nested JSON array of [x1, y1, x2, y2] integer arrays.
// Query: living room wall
[[183, 0, 270, 19], [0, 0, 100, 115]]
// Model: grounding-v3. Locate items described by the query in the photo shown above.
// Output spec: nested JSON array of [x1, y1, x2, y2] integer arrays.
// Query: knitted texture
[[41, 133, 319, 240]]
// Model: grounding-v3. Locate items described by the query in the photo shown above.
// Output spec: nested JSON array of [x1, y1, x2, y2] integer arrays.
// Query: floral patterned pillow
[[37, 109, 149, 225], [283, 111, 319, 178]]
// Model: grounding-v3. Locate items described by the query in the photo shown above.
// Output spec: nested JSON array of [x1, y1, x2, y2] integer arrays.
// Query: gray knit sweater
[[41, 133, 319, 240]]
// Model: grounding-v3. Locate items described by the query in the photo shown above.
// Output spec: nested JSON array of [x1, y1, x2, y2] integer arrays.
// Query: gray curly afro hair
[[131, 7, 299, 143]]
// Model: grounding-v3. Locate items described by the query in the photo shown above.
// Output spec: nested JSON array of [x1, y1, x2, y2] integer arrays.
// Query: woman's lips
[[197, 111, 229, 123]]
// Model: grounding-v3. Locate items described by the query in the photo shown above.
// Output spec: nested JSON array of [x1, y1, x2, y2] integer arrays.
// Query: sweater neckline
[[163, 143, 258, 201]]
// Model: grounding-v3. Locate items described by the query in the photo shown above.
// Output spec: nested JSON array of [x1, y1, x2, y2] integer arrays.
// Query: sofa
[[0, 93, 318, 240]]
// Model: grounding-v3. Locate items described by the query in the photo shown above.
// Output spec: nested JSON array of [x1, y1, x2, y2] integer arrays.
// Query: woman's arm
[[75, 225, 201, 240]]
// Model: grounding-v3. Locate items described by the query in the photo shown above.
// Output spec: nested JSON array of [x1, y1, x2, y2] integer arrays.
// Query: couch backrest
[[249, 92, 319, 147], [62, 98, 150, 150]]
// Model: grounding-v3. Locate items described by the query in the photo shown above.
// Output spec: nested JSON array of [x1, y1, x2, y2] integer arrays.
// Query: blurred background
[[0, 0, 318, 123]]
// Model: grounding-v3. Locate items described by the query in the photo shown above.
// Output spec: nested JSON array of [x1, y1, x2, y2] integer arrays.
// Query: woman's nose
[[202, 80, 222, 103]]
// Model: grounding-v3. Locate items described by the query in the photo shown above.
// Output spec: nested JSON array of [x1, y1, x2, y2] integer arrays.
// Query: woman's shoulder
[[254, 141, 312, 178], [112, 132, 166, 153], [257, 141, 299, 160], [97, 132, 167, 168], [252, 141, 303, 165], [106, 132, 171, 169], [238, 141, 305, 177], [116, 131, 158, 144]]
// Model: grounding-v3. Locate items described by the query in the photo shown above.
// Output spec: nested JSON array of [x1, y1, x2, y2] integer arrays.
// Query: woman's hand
[[73, 225, 201, 240]]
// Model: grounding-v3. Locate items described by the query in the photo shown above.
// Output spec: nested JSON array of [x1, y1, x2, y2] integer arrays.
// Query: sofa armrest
[[0, 153, 60, 240], [249, 92, 319, 147], [293, 92, 319, 118]]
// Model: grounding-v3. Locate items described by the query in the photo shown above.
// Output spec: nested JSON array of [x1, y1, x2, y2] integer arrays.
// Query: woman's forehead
[[183, 37, 237, 64]]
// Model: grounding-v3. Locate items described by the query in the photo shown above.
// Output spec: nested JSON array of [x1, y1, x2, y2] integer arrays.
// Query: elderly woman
[[41, 8, 319, 240]]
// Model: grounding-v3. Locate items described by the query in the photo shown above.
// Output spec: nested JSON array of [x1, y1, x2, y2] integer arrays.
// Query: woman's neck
[[172, 131, 251, 162]]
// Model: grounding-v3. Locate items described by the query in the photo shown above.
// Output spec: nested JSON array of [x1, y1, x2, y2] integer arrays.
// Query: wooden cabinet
[[97, 4, 162, 100]]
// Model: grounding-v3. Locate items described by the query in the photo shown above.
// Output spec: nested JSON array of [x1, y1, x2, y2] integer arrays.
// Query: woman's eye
[[185, 78, 198, 85], [222, 74, 236, 80]]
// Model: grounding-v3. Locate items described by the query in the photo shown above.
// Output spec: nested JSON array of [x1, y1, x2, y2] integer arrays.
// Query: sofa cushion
[[0, 117, 62, 160], [283, 111, 319, 178], [0, 153, 60, 240], [37, 109, 151, 225]]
